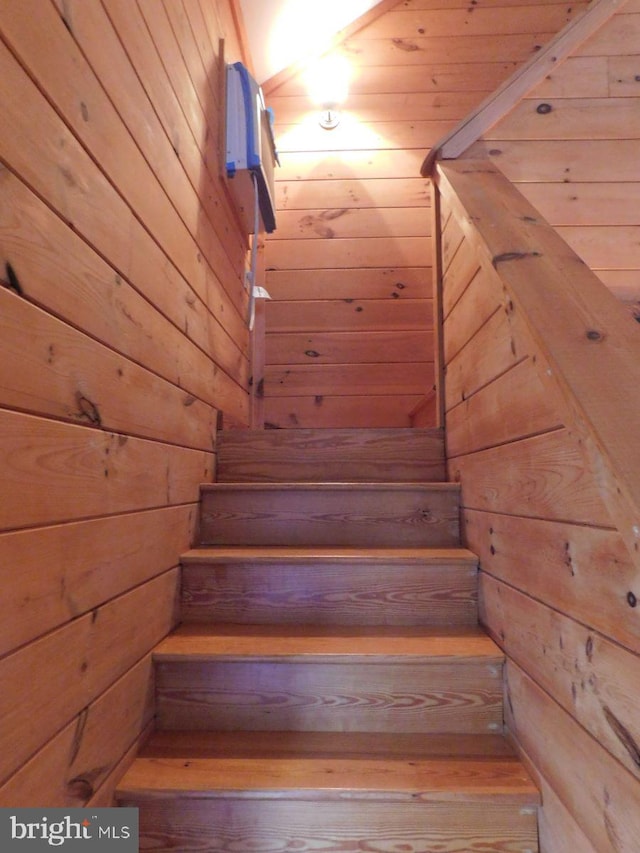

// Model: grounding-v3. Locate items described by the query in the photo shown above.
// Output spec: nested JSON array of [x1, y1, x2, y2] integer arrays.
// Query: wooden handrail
[[421, 0, 629, 177], [435, 159, 640, 572]]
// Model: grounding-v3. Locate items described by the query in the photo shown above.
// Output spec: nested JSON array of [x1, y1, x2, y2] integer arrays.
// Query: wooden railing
[[433, 158, 640, 851], [436, 159, 640, 575]]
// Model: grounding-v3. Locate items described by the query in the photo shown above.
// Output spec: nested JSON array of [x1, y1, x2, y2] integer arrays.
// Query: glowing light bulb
[[305, 55, 350, 128]]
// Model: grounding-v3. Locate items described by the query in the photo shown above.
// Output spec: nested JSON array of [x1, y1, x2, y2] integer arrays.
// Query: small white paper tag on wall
[[253, 286, 271, 299]]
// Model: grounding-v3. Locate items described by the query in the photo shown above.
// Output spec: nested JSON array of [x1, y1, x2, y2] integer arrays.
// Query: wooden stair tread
[[117, 731, 539, 804], [154, 624, 503, 663], [181, 545, 478, 564]]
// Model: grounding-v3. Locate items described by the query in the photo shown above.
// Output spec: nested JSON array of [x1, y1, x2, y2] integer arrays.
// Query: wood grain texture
[[199, 482, 460, 547], [265, 267, 429, 301], [0, 170, 248, 393], [275, 179, 430, 212], [451, 429, 613, 528], [0, 409, 212, 532], [273, 207, 430, 240], [0, 291, 216, 449], [264, 395, 422, 429], [434, 146, 640, 847], [0, 571, 177, 786], [481, 574, 640, 782], [464, 509, 640, 655], [57, 0, 247, 291], [0, 505, 195, 657], [446, 357, 562, 458], [266, 299, 433, 332], [422, 0, 613, 169], [121, 729, 535, 800], [262, 0, 567, 428], [0, 0, 248, 802], [264, 362, 432, 397], [469, 6, 640, 307], [537, 775, 599, 853], [154, 626, 503, 733], [0, 656, 155, 807], [443, 265, 505, 363], [217, 428, 445, 482], [506, 662, 640, 853], [266, 330, 433, 365], [180, 546, 477, 626], [0, 0, 245, 324], [439, 160, 640, 566], [117, 796, 539, 853]]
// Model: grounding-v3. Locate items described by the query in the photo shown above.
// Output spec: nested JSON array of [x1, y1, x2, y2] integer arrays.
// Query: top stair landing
[[216, 427, 445, 483]]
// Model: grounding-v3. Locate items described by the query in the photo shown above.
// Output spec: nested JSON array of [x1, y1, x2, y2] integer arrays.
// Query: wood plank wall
[[436, 165, 640, 851], [0, 0, 249, 806], [465, 0, 640, 320], [261, 0, 588, 428]]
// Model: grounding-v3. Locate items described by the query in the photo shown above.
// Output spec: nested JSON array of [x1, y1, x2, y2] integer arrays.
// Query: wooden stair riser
[[155, 659, 504, 734], [117, 798, 539, 853], [216, 428, 446, 483], [181, 558, 478, 626], [199, 484, 460, 547]]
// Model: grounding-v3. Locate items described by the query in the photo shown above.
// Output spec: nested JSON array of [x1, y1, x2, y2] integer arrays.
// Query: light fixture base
[[319, 108, 340, 130]]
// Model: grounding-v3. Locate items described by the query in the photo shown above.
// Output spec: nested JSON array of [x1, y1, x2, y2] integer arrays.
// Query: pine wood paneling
[[482, 575, 640, 782], [267, 236, 430, 270], [465, 510, 640, 656], [451, 429, 613, 527], [265, 362, 433, 397], [361, 5, 585, 40], [0, 505, 195, 657], [0, 570, 177, 787], [537, 776, 599, 853], [0, 171, 249, 396], [467, 138, 640, 182], [446, 357, 561, 457], [506, 663, 640, 853], [0, 0, 249, 803], [276, 63, 519, 98], [263, 0, 580, 426], [0, 410, 212, 532], [274, 150, 428, 181], [340, 32, 560, 66], [520, 181, 640, 226], [486, 97, 640, 140], [436, 155, 640, 846], [274, 207, 430, 240], [0, 657, 155, 806], [267, 330, 433, 365], [468, 6, 640, 307], [275, 179, 431, 210], [0, 291, 217, 449], [276, 120, 457, 152], [267, 299, 433, 332], [266, 268, 428, 301], [264, 395, 421, 429]]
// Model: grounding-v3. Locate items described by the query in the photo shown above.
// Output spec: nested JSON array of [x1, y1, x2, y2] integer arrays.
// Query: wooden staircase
[[117, 428, 540, 852]]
